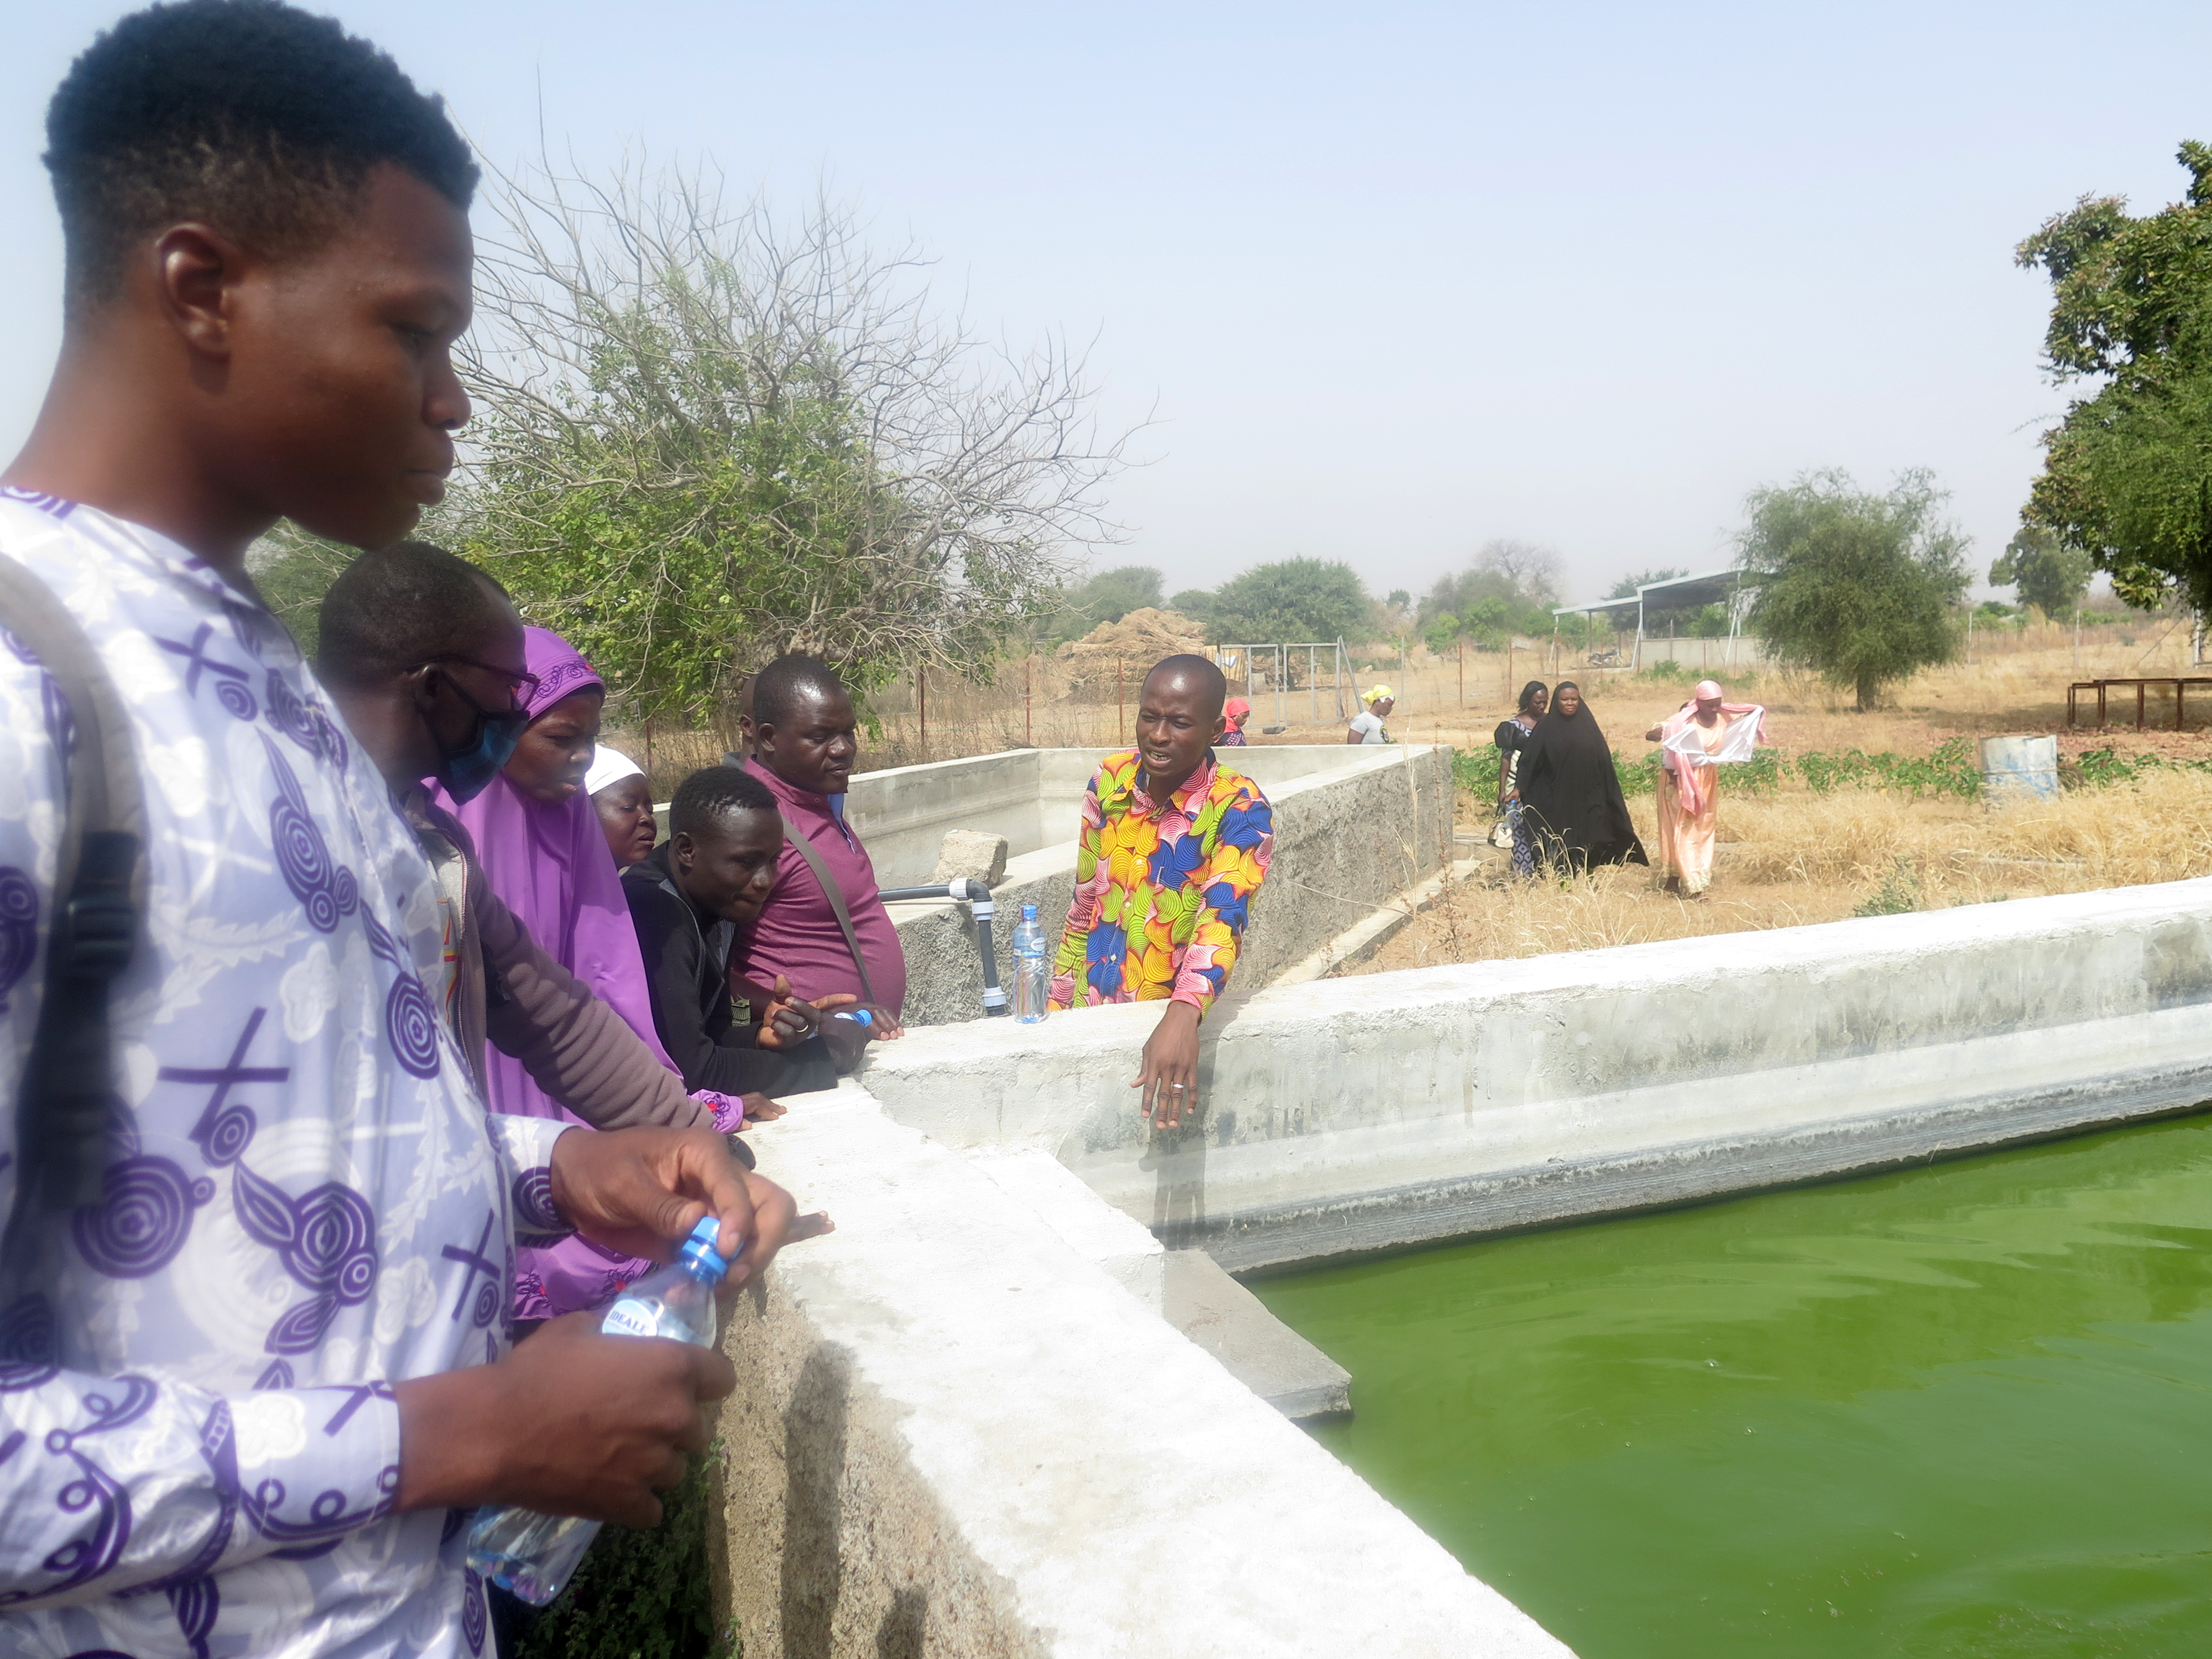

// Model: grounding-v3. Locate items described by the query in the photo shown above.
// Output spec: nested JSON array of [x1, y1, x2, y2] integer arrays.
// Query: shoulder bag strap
[[0, 550, 145, 1232], [777, 812, 878, 1008]]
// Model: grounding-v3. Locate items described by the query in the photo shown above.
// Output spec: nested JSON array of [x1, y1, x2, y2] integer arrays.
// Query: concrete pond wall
[[714, 877, 2212, 1655], [849, 744, 1455, 1025]]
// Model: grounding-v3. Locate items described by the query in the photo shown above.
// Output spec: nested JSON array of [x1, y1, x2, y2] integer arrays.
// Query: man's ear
[[153, 222, 250, 359], [671, 829, 695, 873], [404, 663, 444, 722]]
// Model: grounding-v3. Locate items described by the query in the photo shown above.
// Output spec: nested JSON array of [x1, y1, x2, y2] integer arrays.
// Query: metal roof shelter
[[1551, 567, 1757, 669]]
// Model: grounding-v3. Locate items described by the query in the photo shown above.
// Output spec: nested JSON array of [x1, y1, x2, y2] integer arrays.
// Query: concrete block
[[931, 827, 1009, 886], [1163, 1250, 1351, 1420], [968, 1146, 1165, 1311]]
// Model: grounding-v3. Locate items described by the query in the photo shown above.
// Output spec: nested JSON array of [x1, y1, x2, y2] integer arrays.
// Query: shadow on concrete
[[875, 1587, 927, 1658], [780, 1348, 849, 1659]]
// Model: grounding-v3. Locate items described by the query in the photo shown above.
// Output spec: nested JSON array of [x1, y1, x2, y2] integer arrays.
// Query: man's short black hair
[[751, 653, 849, 732], [1143, 653, 1228, 720], [671, 765, 778, 838], [45, 0, 478, 304], [315, 540, 511, 688]]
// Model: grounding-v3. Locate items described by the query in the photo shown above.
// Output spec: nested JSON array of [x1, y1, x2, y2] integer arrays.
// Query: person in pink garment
[[1643, 677, 1766, 899], [732, 653, 907, 1034]]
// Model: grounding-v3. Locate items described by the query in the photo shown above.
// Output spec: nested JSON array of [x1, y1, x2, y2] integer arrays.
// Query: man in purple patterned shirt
[[0, 6, 814, 1655]]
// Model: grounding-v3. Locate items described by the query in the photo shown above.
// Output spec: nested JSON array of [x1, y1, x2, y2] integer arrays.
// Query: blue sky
[[4, 2, 2209, 604]]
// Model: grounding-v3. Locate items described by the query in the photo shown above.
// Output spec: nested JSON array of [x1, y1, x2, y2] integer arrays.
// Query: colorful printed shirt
[[0, 495, 570, 1659], [1048, 749, 1273, 1014]]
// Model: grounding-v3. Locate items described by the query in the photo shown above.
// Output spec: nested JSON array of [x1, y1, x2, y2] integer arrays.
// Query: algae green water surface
[[1253, 1115, 2212, 1657]]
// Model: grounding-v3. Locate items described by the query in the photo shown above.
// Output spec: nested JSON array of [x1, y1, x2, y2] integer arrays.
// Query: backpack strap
[[0, 551, 144, 1223], [778, 813, 879, 1008]]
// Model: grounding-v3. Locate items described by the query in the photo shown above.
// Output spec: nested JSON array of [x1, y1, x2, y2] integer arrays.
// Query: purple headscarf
[[436, 627, 674, 1316]]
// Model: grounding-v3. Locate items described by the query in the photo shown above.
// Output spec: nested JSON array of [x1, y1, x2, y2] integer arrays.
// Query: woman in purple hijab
[[437, 627, 755, 1318]]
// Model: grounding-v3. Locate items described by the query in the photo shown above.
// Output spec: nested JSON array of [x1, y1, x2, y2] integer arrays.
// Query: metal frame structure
[[1214, 641, 1353, 728], [1550, 567, 1757, 671], [2067, 676, 2212, 731]]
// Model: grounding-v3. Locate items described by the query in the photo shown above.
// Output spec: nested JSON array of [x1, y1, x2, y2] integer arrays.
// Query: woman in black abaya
[[1516, 681, 1649, 874]]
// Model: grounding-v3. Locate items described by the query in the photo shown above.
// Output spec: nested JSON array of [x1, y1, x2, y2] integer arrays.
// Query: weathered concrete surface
[[857, 879, 2212, 1269], [870, 745, 1455, 1026], [967, 1145, 1164, 1311], [1162, 1249, 1352, 1419], [714, 1091, 1571, 1658]]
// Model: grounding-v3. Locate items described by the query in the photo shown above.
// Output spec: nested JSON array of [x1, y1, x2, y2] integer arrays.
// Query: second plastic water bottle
[[466, 1215, 738, 1605], [1012, 901, 1050, 1023]]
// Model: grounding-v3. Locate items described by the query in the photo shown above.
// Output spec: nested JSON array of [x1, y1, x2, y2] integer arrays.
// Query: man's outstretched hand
[[1133, 1000, 1203, 1129], [549, 1123, 830, 1277]]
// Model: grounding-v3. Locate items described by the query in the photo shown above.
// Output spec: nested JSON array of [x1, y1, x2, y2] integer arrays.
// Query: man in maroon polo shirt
[[734, 653, 907, 1031]]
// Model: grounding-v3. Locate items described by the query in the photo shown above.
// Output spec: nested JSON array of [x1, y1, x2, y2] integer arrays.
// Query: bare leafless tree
[[446, 156, 1134, 721], [1473, 539, 1563, 604]]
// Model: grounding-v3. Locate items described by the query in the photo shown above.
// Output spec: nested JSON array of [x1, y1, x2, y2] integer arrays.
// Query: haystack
[[1055, 607, 1210, 699]]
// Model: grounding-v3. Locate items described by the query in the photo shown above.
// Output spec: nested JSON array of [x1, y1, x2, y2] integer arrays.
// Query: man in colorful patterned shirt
[[0, 8, 812, 1655], [1049, 655, 1273, 1128]]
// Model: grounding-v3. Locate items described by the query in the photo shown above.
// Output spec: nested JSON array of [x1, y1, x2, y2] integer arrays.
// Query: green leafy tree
[[1417, 539, 1562, 645], [451, 164, 1126, 724], [1208, 557, 1370, 643], [1740, 469, 1970, 711], [1166, 587, 1217, 629], [1988, 525, 2092, 617], [2017, 143, 2212, 611]]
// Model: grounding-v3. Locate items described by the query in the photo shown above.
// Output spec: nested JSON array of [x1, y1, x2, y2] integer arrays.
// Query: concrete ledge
[[1163, 1250, 1352, 1418], [855, 879, 2212, 1269], [716, 1093, 1569, 1657]]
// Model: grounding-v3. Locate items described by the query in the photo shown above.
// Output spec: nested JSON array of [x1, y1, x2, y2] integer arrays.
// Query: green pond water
[[1253, 1115, 2212, 1658]]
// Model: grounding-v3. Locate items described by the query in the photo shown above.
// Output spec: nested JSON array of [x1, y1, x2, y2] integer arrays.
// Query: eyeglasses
[[421, 655, 539, 716]]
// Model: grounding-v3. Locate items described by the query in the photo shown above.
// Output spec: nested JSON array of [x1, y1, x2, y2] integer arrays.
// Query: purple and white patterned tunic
[[0, 496, 570, 1658]]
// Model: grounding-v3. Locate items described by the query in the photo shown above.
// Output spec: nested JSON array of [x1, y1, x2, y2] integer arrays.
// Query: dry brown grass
[[1353, 768, 2212, 975]]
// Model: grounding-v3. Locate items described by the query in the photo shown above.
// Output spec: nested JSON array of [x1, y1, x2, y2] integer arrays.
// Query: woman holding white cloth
[[1644, 679, 1765, 898]]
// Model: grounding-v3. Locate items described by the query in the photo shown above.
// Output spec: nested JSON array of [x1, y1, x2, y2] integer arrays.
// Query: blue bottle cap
[[833, 1007, 874, 1027], [679, 1215, 736, 1282], [1022, 902, 1038, 921]]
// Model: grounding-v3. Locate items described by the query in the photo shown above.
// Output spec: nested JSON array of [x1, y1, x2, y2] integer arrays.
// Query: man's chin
[[288, 495, 423, 552]]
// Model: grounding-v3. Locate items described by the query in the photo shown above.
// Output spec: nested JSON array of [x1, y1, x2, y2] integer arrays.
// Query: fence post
[[1025, 655, 1033, 748], [1457, 637, 1464, 707], [918, 665, 927, 759], [1117, 657, 1125, 745]]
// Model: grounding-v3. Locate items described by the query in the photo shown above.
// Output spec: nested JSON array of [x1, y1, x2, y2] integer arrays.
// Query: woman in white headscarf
[[588, 744, 658, 869], [1644, 679, 1764, 898]]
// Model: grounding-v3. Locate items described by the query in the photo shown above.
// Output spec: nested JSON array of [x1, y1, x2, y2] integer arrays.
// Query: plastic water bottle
[[466, 1216, 738, 1605], [1012, 902, 1050, 1024]]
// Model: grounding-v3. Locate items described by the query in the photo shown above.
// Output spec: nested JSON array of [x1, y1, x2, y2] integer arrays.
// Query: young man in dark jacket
[[625, 766, 868, 1098]]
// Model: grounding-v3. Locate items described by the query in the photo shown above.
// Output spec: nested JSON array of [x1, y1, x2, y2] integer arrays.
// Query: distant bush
[[1794, 737, 1982, 800], [1441, 734, 2212, 813], [2068, 745, 2212, 789]]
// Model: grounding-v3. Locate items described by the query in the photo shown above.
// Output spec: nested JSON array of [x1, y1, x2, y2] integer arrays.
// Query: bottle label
[[601, 1297, 664, 1338]]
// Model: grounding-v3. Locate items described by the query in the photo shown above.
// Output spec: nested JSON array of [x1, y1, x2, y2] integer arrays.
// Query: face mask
[[432, 674, 529, 803]]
